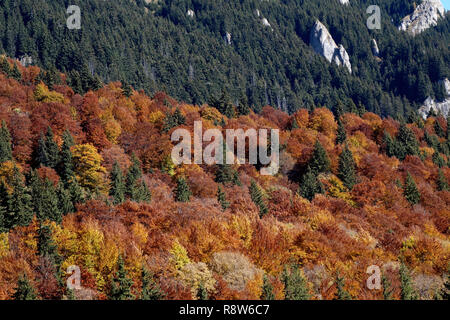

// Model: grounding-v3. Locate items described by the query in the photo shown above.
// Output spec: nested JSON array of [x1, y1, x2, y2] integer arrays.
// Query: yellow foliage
[[170, 240, 191, 271], [177, 262, 216, 298], [0, 233, 9, 258], [33, 82, 65, 103], [306, 209, 334, 230], [324, 175, 355, 206], [148, 110, 165, 124], [131, 222, 148, 248], [71, 144, 107, 191], [0, 161, 19, 189], [103, 118, 122, 144], [229, 214, 253, 249], [201, 106, 223, 123]]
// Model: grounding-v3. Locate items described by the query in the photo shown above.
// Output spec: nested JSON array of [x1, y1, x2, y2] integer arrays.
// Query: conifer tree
[[237, 95, 250, 116], [11, 63, 22, 81], [399, 263, 417, 300], [403, 173, 421, 205], [57, 182, 74, 215], [337, 145, 357, 190], [122, 82, 133, 98], [249, 180, 268, 218], [134, 181, 152, 203], [5, 166, 32, 228], [308, 140, 330, 175], [38, 127, 60, 168], [434, 118, 445, 138], [336, 118, 347, 144], [261, 274, 275, 300], [382, 274, 393, 300], [0, 120, 13, 162], [334, 274, 352, 300], [215, 143, 240, 185], [437, 169, 449, 191], [68, 178, 85, 207], [383, 131, 397, 158], [397, 123, 419, 159], [36, 224, 62, 269], [197, 283, 208, 300], [141, 267, 164, 300], [175, 177, 191, 202], [12, 274, 37, 300], [299, 167, 323, 201], [110, 161, 125, 205], [0, 57, 11, 76], [432, 152, 445, 168], [217, 185, 230, 211], [210, 90, 235, 119], [291, 118, 299, 130], [281, 265, 310, 300], [109, 255, 135, 300], [58, 130, 75, 184], [126, 154, 143, 200]]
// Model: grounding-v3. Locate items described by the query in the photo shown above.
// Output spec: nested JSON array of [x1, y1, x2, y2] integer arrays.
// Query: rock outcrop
[[399, 0, 445, 36], [418, 78, 450, 119], [310, 20, 352, 73], [339, 0, 350, 5]]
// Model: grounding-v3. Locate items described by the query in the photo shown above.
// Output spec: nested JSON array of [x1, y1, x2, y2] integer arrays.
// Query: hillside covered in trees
[[0, 0, 449, 118], [0, 58, 449, 300]]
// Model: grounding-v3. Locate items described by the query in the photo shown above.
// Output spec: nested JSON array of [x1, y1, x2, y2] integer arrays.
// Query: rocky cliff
[[399, 0, 445, 36], [418, 78, 450, 119], [310, 20, 352, 73]]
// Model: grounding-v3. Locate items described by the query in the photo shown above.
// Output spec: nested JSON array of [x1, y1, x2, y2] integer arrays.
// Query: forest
[[0, 57, 448, 300], [0, 0, 449, 117]]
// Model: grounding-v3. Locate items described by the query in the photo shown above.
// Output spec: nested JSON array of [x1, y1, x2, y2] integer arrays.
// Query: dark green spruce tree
[[260, 274, 275, 300], [281, 265, 310, 300], [58, 130, 75, 184], [109, 255, 135, 300], [38, 127, 60, 168], [249, 180, 268, 218], [334, 274, 352, 300], [399, 263, 417, 300], [337, 145, 357, 190], [175, 177, 191, 202], [336, 118, 347, 144], [5, 166, 33, 228], [57, 182, 74, 215], [403, 173, 421, 205], [298, 167, 324, 201], [437, 169, 449, 191], [0, 120, 13, 162], [110, 161, 125, 205], [217, 185, 230, 211], [12, 274, 37, 300], [308, 140, 330, 175], [382, 274, 393, 300], [141, 267, 164, 300]]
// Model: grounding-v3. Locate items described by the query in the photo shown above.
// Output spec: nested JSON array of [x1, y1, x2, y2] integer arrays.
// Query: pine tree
[[337, 145, 357, 190], [134, 181, 152, 203], [281, 265, 310, 300], [110, 161, 125, 205], [397, 123, 419, 159], [383, 131, 397, 158], [298, 167, 323, 201], [109, 255, 135, 300], [237, 95, 250, 116], [5, 166, 32, 228], [399, 263, 417, 300], [382, 274, 393, 300], [434, 119, 445, 138], [196, 283, 208, 300], [0, 120, 13, 162], [0, 57, 11, 76], [209, 90, 235, 119], [10, 63, 22, 81], [126, 154, 143, 200], [437, 169, 449, 191], [308, 140, 330, 175], [39, 178, 62, 223], [432, 152, 445, 168], [217, 185, 230, 211], [141, 267, 164, 300], [261, 274, 275, 300], [334, 274, 352, 300], [249, 180, 268, 218], [36, 224, 62, 268], [58, 130, 75, 184], [68, 178, 85, 206], [336, 118, 347, 144], [215, 143, 240, 185], [403, 173, 421, 205], [122, 82, 133, 98], [57, 182, 74, 215], [12, 274, 37, 300], [175, 177, 191, 202], [38, 127, 60, 168]]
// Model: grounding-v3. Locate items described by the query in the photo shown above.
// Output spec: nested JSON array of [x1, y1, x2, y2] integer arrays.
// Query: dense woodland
[[0, 58, 448, 300], [0, 0, 449, 117]]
